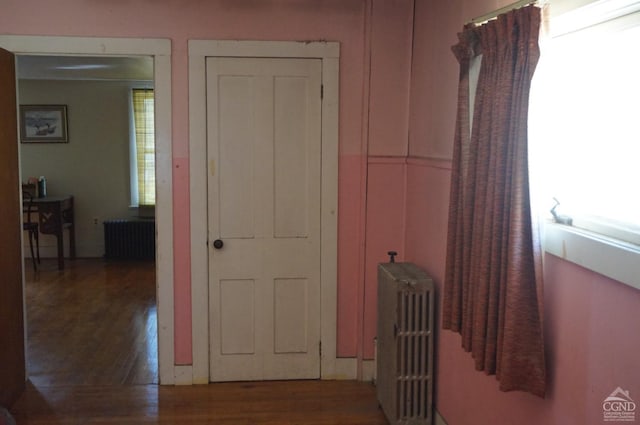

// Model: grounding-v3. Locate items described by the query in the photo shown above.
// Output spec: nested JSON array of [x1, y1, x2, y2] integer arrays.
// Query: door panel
[[0, 47, 26, 406], [218, 75, 256, 239], [219, 279, 256, 354], [207, 57, 322, 382], [274, 76, 310, 238], [274, 278, 309, 353]]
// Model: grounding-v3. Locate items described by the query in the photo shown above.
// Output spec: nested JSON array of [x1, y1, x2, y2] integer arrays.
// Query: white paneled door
[[206, 57, 322, 382]]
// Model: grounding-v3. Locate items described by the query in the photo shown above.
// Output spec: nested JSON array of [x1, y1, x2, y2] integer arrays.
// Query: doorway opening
[[0, 34, 175, 387], [17, 54, 158, 386]]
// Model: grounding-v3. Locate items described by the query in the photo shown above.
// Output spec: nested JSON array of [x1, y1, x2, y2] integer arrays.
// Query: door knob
[[213, 239, 224, 249]]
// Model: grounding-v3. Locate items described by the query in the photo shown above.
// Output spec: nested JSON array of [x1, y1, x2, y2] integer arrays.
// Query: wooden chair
[[23, 191, 41, 271]]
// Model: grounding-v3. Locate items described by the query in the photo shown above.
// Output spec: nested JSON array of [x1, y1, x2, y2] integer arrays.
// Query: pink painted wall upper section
[[0, 0, 370, 364], [406, 0, 640, 424], [408, 0, 505, 159], [367, 0, 414, 157], [2, 0, 418, 364]]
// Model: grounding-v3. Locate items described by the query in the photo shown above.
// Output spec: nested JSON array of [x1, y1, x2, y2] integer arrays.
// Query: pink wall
[[367, 0, 414, 157], [354, 0, 415, 361], [406, 0, 640, 424], [362, 158, 407, 359], [8, 4, 633, 419], [1, 0, 416, 365]]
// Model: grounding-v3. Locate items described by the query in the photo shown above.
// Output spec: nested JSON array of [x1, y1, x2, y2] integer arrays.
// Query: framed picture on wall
[[20, 104, 69, 143]]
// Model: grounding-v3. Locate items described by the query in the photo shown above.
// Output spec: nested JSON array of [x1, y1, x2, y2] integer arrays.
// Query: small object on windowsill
[[550, 197, 573, 226]]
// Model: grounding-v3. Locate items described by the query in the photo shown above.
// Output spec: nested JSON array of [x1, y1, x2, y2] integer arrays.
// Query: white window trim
[[544, 222, 640, 291], [550, 0, 640, 36]]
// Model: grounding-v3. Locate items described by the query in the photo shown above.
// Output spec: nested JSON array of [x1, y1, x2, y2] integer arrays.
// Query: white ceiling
[[17, 55, 154, 81]]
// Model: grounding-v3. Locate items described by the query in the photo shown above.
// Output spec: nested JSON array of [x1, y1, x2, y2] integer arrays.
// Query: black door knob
[[213, 239, 224, 249]]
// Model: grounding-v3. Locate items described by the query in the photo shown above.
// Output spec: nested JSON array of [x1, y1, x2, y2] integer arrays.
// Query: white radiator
[[377, 262, 434, 425]]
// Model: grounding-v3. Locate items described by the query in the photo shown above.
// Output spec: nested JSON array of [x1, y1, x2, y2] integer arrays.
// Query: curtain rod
[[467, 0, 541, 26]]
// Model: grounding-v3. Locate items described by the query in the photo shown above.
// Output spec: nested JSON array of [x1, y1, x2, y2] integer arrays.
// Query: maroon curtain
[[442, 5, 546, 397]]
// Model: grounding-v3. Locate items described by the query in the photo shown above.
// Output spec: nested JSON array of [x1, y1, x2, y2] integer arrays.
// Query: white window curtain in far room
[[131, 88, 156, 206]]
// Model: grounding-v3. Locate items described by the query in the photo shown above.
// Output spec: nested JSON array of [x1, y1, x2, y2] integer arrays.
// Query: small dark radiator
[[104, 219, 155, 260]]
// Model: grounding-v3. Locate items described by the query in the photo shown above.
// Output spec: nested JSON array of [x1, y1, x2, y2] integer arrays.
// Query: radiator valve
[[387, 251, 398, 263]]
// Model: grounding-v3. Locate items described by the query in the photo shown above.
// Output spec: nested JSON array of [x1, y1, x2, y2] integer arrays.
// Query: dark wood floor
[[23, 258, 157, 387], [12, 258, 387, 424], [12, 380, 387, 424]]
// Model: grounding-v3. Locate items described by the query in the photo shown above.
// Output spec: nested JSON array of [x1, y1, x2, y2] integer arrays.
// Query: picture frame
[[20, 104, 69, 143]]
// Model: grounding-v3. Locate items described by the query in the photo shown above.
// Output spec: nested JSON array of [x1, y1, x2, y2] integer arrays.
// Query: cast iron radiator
[[104, 219, 155, 260], [377, 261, 434, 425]]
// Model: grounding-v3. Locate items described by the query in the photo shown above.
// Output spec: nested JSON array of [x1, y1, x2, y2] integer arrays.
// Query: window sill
[[543, 221, 640, 291], [128, 205, 156, 219]]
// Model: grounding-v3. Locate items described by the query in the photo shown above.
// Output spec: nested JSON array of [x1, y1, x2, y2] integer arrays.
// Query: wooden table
[[30, 195, 76, 270]]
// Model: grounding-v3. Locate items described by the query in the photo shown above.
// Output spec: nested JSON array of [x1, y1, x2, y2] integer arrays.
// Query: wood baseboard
[[174, 365, 193, 385], [361, 359, 375, 383]]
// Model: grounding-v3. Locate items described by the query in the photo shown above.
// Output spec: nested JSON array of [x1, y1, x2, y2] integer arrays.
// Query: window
[[131, 88, 155, 206], [529, 0, 640, 289], [530, 0, 640, 245]]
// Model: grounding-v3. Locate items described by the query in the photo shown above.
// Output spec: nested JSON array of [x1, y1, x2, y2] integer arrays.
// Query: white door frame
[[188, 40, 347, 383], [0, 35, 175, 385]]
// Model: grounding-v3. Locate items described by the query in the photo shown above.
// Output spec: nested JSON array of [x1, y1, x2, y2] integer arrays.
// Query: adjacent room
[[17, 55, 158, 387]]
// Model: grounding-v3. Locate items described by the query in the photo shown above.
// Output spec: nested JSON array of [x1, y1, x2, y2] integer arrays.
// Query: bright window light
[[529, 11, 640, 245], [131, 88, 155, 206]]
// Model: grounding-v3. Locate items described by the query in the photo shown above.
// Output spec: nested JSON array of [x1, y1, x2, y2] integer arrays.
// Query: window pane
[[530, 22, 640, 237], [133, 89, 155, 206]]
